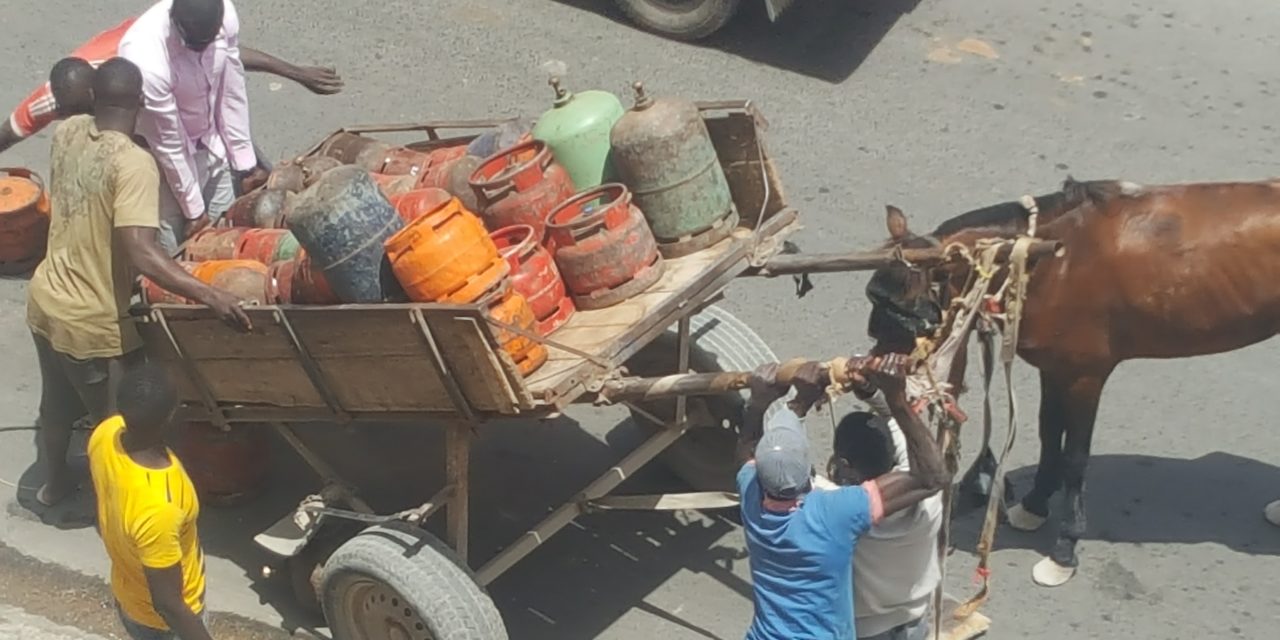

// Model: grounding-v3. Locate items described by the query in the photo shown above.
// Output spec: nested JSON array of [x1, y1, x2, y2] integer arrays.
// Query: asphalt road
[[2, 0, 1280, 638]]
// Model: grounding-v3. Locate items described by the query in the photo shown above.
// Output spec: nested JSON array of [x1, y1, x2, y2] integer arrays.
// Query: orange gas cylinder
[[0, 167, 50, 275], [268, 253, 340, 304], [491, 224, 574, 335], [480, 286, 548, 376], [371, 172, 418, 198], [172, 422, 270, 507], [139, 261, 199, 304], [384, 198, 509, 303], [389, 188, 454, 224], [185, 227, 250, 261], [192, 259, 269, 305]]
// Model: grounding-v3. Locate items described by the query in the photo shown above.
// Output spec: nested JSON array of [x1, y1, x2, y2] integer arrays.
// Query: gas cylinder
[[353, 141, 397, 173], [370, 173, 418, 198], [469, 140, 576, 239], [287, 166, 406, 303], [235, 228, 301, 264], [0, 167, 50, 275], [383, 197, 509, 304], [185, 227, 250, 261], [266, 162, 307, 193], [545, 184, 664, 310], [319, 132, 381, 164], [299, 156, 343, 187], [466, 117, 534, 159], [417, 154, 484, 213], [268, 253, 339, 304], [192, 260, 270, 305], [491, 225, 574, 335], [531, 77, 625, 191], [172, 422, 270, 507], [610, 82, 738, 258], [222, 189, 294, 228], [379, 147, 431, 177], [389, 188, 454, 224], [479, 286, 548, 376], [139, 261, 198, 305]]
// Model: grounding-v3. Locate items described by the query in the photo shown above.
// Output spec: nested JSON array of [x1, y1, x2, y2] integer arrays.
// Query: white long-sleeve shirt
[[119, 0, 255, 220]]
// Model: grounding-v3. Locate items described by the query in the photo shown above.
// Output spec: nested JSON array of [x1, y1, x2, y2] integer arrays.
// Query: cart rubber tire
[[624, 304, 781, 493], [614, 0, 743, 41], [321, 523, 506, 640]]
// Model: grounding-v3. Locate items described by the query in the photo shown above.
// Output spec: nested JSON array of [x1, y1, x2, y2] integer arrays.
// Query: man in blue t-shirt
[[737, 355, 950, 640]]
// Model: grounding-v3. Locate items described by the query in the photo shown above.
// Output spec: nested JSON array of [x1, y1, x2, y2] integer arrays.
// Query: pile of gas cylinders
[[142, 80, 740, 378]]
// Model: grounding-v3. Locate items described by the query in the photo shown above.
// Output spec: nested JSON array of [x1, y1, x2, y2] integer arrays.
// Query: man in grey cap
[[737, 354, 949, 640]]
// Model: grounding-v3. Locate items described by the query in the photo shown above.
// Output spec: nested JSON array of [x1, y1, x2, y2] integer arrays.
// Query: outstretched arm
[[857, 356, 950, 517], [241, 46, 344, 95]]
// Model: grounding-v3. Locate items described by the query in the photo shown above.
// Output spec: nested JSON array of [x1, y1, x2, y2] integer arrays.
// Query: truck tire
[[321, 523, 506, 640], [614, 0, 743, 41], [624, 304, 782, 493]]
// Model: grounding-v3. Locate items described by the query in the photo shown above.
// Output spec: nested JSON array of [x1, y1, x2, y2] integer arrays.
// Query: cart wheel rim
[[342, 578, 434, 640]]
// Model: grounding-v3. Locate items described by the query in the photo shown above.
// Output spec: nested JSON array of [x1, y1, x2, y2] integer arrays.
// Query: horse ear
[[886, 205, 909, 241]]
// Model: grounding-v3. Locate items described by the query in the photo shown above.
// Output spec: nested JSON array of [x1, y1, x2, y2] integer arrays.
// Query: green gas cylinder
[[531, 77, 625, 191]]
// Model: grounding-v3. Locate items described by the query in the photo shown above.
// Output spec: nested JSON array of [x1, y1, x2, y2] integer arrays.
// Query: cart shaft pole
[[748, 239, 1063, 276]]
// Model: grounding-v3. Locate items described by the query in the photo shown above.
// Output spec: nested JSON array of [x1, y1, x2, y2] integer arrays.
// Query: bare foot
[[35, 478, 76, 507]]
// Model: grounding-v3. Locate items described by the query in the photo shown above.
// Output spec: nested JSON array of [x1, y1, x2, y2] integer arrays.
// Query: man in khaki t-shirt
[[28, 57, 250, 507]]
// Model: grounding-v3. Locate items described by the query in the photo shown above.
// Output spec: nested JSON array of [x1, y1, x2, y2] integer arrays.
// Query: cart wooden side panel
[[137, 304, 532, 422]]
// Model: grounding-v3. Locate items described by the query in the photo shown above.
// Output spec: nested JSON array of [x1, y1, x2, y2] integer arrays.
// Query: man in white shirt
[[118, 0, 265, 254], [818, 392, 943, 640]]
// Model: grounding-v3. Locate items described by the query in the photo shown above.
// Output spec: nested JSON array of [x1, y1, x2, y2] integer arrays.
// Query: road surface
[[1, 0, 1278, 638]]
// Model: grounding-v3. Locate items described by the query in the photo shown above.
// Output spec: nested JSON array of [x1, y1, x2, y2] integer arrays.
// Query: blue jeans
[[115, 602, 208, 640]]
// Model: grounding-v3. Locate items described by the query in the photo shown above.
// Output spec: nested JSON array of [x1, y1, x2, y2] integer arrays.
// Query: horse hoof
[[1265, 500, 1280, 527], [1006, 503, 1048, 532], [1032, 556, 1077, 587]]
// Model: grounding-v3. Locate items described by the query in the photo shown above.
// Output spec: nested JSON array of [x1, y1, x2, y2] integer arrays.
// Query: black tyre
[[321, 523, 506, 640], [625, 304, 781, 493], [614, 0, 743, 41]]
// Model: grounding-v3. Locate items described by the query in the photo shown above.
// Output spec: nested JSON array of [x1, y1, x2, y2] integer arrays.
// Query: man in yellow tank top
[[88, 364, 210, 640]]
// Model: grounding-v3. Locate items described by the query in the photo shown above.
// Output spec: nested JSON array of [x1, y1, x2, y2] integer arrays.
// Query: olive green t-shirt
[[27, 115, 160, 359]]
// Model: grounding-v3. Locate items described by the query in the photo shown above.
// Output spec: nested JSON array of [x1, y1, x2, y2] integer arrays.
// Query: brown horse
[[864, 177, 1280, 585]]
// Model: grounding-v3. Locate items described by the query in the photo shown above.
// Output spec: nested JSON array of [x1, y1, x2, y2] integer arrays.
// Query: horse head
[[865, 205, 949, 356]]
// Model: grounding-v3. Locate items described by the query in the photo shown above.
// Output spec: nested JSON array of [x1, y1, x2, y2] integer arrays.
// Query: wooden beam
[[745, 239, 1064, 276]]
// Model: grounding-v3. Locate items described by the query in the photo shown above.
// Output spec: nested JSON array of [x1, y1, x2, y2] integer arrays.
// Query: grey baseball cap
[[755, 409, 813, 500]]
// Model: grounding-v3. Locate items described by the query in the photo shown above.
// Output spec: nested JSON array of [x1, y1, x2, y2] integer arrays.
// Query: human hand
[[847, 353, 912, 394], [204, 288, 253, 332], [294, 66, 344, 95], [239, 166, 270, 194], [747, 362, 787, 408]]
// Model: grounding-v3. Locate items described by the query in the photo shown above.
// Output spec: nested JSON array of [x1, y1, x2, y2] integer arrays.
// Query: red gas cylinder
[[379, 147, 430, 177], [172, 422, 270, 507], [185, 227, 250, 261], [268, 253, 340, 304], [490, 225, 574, 335], [545, 184, 664, 310], [389, 188, 454, 224], [235, 228, 301, 264], [469, 140, 575, 239], [139, 261, 198, 304], [371, 172, 418, 199]]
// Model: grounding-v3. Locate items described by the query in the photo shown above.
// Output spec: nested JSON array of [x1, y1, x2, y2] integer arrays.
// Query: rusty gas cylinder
[[222, 189, 294, 228], [469, 140, 576, 239], [479, 286, 548, 376], [172, 422, 270, 507], [268, 253, 339, 304], [138, 261, 199, 305], [545, 183, 664, 310], [610, 82, 738, 258], [379, 147, 431, 177], [384, 197, 509, 304], [389, 188, 454, 224], [370, 173, 418, 199], [353, 141, 396, 173], [235, 228, 301, 264], [491, 224, 574, 335], [0, 167, 50, 275], [185, 227, 250, 261], [267, 162, 307, 193], [192, 259, 270, 305], [299, 156, 343, 187], [318, 132, 381, 164]]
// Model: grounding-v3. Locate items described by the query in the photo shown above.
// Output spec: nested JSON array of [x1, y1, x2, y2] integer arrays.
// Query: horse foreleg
[[1033, 370, 1110, 587], [1007, 369, 1069, 531]]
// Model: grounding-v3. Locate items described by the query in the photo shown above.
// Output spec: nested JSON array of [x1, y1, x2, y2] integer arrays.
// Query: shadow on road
[[550, 0, 923, 84], [191, 411, 752, 639], [949, 452, 1280, 557]]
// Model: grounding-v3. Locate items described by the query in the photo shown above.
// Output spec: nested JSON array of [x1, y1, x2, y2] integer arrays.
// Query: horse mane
[[927, 177, 1138, 240]]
